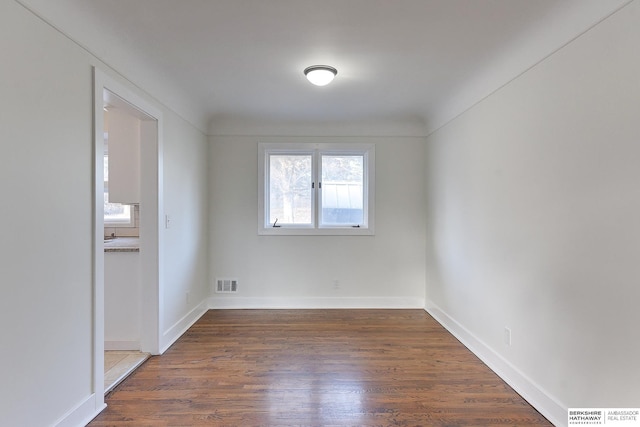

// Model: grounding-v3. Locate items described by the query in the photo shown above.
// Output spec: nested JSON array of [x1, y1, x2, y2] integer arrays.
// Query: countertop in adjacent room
[[104, 237, 140, 252]]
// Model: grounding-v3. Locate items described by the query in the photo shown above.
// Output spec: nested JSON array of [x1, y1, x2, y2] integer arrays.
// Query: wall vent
[[216, 278, 238, 293]]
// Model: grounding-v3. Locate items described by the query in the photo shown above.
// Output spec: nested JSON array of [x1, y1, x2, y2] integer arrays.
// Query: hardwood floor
[[89, 310, 551, 426]]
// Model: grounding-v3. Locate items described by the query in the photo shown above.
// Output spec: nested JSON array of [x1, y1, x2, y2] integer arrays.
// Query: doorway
[[93, 67, 164, 404]]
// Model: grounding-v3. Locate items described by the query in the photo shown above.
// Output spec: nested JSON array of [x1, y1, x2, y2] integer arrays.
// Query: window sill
[[258, 227, 374, 236]]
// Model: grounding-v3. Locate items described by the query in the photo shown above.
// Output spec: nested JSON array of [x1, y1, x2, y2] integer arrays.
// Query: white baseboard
[[160, 299, 208, 354], [104, 340, 140, 351], [425, 302, 566, 427], [53, 393, 106, 427], [209, 296, 425, 309]]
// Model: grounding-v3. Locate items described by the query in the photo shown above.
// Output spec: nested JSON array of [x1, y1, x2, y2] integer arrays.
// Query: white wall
[[0, 2, 94, 425], [209, 135, 426, 308], [18, 0, 208, 133], [0, 1, 209, 425], [162, 112, 210, 349], [425, 1, 640, 424]]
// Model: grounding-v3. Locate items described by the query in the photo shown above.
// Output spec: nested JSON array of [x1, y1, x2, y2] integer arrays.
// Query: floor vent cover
[[216, 278, 238, 293]]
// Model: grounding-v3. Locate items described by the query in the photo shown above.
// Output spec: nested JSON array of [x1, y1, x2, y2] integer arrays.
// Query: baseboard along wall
[[208, 296, 425, 309], [424, 302, 567, 427]]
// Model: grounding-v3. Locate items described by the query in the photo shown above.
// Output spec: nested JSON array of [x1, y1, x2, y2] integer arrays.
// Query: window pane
[[104, 192, 132, 223], [269, 154, 312, 225], [321, 155, 364, 225]]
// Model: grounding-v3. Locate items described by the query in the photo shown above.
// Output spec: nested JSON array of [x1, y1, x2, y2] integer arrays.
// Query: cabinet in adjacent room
[[106, 107, 140, 204]]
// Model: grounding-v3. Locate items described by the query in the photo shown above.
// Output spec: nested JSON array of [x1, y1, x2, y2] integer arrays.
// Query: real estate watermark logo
[[569, 408, 640, 426]]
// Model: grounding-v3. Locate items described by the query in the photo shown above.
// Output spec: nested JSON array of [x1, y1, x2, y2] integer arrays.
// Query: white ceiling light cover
[[304, 65, 337, 86]]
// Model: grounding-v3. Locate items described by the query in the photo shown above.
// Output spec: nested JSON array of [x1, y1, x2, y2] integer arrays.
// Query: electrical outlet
[[333, 280, 340, 290], [165, 214, 172, 229], [504, 327, 512, 346]]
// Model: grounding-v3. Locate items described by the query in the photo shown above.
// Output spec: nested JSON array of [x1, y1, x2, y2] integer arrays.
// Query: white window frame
[[258, 142, 375, 236]]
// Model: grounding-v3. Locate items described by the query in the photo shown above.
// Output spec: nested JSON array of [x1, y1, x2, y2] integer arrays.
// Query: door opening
[[93, 68, 164, 403]]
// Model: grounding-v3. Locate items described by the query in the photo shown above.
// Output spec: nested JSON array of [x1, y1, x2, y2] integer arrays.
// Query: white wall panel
[[425, 1, 640, 420], [0, 2, 94, 425], [0, 1, 210, 425], [209, 135, 427, 307]]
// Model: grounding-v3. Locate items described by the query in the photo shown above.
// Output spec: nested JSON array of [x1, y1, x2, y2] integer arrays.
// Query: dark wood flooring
[[89, 309, 551, 426]]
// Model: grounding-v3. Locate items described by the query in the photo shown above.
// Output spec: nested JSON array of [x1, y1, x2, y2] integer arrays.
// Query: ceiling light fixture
[[304, 65, 337, 86]]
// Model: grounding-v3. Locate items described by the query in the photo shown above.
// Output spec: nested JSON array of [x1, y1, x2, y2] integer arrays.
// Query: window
[[259, 143, 375, 235]]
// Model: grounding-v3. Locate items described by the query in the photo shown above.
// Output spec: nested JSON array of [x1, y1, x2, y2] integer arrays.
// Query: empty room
[[1, 1, 639, 426]]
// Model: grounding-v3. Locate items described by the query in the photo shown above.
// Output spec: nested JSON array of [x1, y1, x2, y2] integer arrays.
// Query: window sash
[[319, 152, 366, 228], [267, 153, 314, 227]]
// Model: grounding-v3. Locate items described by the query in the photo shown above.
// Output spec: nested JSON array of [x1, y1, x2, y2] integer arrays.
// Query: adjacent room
[[1, 1, 638, 426]]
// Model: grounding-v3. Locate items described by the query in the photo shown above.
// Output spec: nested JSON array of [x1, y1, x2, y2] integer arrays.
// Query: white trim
[[259, 146, 315, 230], [424, 301, 566, 427], [104, 340, 140, 351], [52, 393, 105, 427], [139, 118, 163, 355], [209, 297, 424, 309], [92, 68, 106, 416], [258, 142, 375, 236], [93, 67, 164, 427], [258, 226, 375, 236], [160, 300, 209, 353], [208, 116, 428, 137]]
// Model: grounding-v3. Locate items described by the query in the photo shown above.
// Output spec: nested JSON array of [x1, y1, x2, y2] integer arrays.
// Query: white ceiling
[[18, 0, 630, 134]]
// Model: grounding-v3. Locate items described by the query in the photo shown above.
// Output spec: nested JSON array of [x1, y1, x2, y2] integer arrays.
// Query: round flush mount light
[[304, 65, 337, 86]]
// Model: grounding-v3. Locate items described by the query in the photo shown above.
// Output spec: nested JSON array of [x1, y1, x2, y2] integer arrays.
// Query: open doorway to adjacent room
[[93, 68, 164, 402]]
